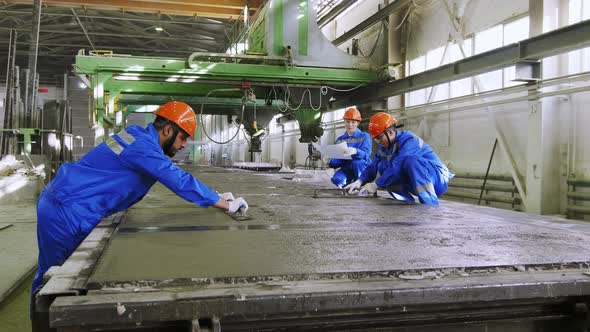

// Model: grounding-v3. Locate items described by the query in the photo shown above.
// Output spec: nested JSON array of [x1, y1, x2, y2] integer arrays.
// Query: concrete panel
[[89, 167, 590, 286]]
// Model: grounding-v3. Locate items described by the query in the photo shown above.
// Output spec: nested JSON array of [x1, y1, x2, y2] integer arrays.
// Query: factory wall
[[189, 0, 589, 217], [396, 0, 590, 216], [216, 0, 540, 170]]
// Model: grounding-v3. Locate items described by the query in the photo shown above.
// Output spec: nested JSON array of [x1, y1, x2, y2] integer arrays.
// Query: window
[[503, 16, 530, 87], [568, 0, 590, 73], [406, 55, 427, 106], [404, 16, 531, 106], [426, 46, 445, 70], [449, 39, 473, 98], [475, 25, 503, 91], [475, 25, 503, 54]]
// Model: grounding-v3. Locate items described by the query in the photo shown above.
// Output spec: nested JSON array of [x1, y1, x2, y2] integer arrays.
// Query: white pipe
[[396, 83, 590, 120], [571, 94, 577, 178], [387, 70, 590, 115]]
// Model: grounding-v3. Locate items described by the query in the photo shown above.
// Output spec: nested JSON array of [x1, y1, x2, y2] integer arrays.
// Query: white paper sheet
[[312, 142, 352, 160]]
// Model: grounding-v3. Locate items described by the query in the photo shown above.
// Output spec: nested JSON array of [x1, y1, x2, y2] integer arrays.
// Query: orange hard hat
[[154, 101, 197, 139], [369, 112, 397, 139], [343, 107, 362, 122]]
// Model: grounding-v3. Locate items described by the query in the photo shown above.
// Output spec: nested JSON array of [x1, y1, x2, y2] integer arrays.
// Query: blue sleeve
[[329, 158, 343, 168], [122, 145, 220, 208], [375, 135, 420, 189], [375, 158, 402, 188], [353, 133, 372, 160], [359, 155, 379, 184]]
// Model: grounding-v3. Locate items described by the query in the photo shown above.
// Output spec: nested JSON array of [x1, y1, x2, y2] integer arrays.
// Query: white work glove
[[219, 192, 235, 201], [344, 179, 363, 194], [359, 182, 378, 195], [228, 197, 249, 214], [343, 147, 357, 156]]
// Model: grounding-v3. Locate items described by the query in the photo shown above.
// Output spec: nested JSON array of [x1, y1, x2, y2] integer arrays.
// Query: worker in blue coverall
[[345, 112, 453, 206], [328, 107, 372, 188], [31, 101, 249, 307]]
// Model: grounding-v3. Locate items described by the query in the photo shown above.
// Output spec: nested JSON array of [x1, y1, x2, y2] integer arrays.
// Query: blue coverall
[[32, 123, 220, 296], [329, 128, 372, 188], [359, 130, 454, 206]]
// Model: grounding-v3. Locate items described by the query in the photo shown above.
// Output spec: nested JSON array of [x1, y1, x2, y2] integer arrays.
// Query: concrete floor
[[0, 203, 37, 332], [0, 275, 32, 332], [89, 166, 590, 286], [0, 203, 38, 302]]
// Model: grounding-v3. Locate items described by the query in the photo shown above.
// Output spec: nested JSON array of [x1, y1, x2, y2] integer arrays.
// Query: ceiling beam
[[5, 0, 258, 19], [332, 0, 411, 46], [329, 18, 590, 109], [317, 0, 357, 29], [107, 0, 261, 10], [0, 27, 221, 43], [0, 9, 230, 26], [0, 40, 211, 53], [70, 8, 96, 51]]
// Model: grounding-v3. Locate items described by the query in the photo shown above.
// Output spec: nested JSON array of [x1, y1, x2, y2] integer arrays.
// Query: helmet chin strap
[[162, 126, 180, 157], [385, 129, 392, 148]]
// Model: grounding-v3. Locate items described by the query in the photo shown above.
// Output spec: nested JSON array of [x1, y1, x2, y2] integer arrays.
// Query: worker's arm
[[328, 158, 343, 168], [122, 145, 221, 208], [352, 132, 372, 160], [359, 154, 380, 184], [213, 198, 229, 210]]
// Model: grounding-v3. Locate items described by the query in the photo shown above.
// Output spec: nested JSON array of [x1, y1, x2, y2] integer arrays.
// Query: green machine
[[74, 0, 384, 153]]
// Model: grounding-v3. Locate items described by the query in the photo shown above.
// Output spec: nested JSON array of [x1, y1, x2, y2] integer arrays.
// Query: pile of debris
[[0, 155, 45, 178]]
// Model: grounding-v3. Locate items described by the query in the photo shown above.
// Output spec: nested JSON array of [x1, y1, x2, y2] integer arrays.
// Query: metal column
[[387, 2, 406, 111], [27, 0, 42, 128], [2, 30, 18, 155], [524, 0, 567, 214]]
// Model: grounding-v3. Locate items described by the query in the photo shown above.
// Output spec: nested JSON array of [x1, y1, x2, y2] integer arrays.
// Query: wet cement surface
[[89, 166, 590, 285]]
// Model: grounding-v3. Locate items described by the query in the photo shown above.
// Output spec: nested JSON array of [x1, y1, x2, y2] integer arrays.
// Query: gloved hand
[[359, 182, 378, 195], [228, 197, 248, 214], [344, 179, 363, 194], [219, 192, 235, 201], [343, 147, 357, 156]]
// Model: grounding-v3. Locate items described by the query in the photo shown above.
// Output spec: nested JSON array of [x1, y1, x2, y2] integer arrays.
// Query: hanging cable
[[395, 4, 413, 31], [322, 83, 366, 92], [199, 88, 243, 144], [270, 83, 366, 113], [358, 21, 386, 58]]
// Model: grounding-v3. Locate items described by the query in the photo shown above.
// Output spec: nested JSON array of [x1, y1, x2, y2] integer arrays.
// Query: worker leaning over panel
[[345, 112, 454, 206], [327, 106, 372, 188], [31, 101, 248, 298]]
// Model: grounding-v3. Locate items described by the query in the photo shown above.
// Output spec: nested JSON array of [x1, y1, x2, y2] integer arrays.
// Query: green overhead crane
[[74, 0, 385, 153]]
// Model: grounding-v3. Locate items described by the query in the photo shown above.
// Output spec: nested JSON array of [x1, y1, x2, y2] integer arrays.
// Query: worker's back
[[46, 124, 159, 234]]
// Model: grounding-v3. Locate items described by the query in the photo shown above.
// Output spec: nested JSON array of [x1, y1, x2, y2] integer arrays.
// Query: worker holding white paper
[[326, 107, 372, 188]]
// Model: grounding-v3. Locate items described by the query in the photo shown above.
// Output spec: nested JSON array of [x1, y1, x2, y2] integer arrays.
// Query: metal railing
[[443, 173, 521, 210], [566, 179, 590, 220]]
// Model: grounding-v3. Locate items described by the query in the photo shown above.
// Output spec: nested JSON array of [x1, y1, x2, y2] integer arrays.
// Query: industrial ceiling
[[0, 1, 258, 84], [0, 0, 349, 85]]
